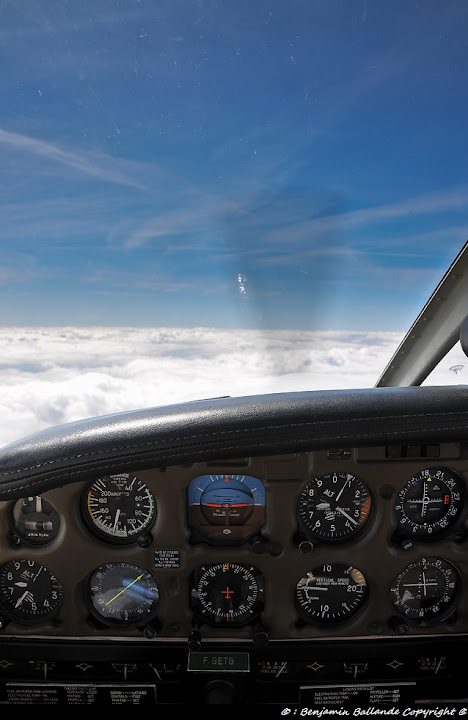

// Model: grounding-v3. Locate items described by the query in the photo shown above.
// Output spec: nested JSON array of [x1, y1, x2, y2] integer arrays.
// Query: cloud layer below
[[0, 325, 462, 448]]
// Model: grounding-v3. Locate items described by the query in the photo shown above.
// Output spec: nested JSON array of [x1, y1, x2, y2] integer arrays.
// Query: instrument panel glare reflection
[[86, 562, 159, 627]]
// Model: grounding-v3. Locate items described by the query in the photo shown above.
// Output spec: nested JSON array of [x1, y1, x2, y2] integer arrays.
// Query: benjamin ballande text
[[281, 708, 467, 718]]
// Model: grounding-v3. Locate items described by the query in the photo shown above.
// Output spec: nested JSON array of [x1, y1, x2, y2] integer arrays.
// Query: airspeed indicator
[[81, 474, 156, 545]]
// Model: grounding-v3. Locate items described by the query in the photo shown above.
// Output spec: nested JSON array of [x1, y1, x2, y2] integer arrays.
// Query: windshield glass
[[1, 2, 467, 446]]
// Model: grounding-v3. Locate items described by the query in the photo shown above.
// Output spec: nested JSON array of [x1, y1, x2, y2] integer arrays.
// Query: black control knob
[[298, 539, 314, 554], [389, 615, 408, 635], [188, 629, 202, 651], [203, 680, 236, 704]]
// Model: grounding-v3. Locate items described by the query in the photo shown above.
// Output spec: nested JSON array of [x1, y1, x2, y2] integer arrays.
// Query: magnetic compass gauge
[[394, 468, 464, 539], [86, 562, 159, 627], [390, 558, 459, 624], [190, 562, 265, 625], [0, 559, 63, 625], [81, 473, 156, 544], [295, 563, 368, 625], [187, 474, 266, 544], [297, 472, 372, 543]]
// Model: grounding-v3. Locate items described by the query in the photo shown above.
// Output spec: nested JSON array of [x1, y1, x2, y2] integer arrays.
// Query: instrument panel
[[0, 444, 467, 644]]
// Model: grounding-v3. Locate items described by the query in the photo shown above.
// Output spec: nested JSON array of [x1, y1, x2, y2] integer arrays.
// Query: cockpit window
[[1, 2, 468, 444]]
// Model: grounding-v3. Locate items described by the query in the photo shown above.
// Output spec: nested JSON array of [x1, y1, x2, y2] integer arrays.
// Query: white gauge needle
[[275, 662, 287, 678], [32, 565, 43, 583], [336, 507, 358, 525], [14, 582, 28, 588], [421, 484, 427, 517], [15, 590, 30, 608], [335, 478, 350, 503], [113, 509, 121, 532], [316, 502, 330, 510]]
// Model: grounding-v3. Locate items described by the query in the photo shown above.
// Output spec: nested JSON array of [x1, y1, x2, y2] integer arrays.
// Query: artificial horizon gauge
[[394, 468, 464, 539], [190, 562, 265, 625], [10, 495, 61, 546], [390, 558, 459, 624], [295, 563, 368, 625], [81, 473, 156, 544], [187, 474, 266, 544], [297, 472, 372, 542], [0, 559, 63, 625], [86, 562, 159, 627]]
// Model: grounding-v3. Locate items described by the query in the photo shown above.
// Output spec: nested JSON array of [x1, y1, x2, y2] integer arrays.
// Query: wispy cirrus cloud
[[0, 128, 148, 191], [263, 186, 468, 245]]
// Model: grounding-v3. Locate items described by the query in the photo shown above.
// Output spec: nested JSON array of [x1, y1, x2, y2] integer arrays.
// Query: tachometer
[[295, 563, 368, 624], [297, 472, 372, 543], [0, 559, 63, 625], [81, 473, 156, 545], [394, 468, 463, 539], [86, 562, 159, 627], [190, 562, 265, 625], [390, 557, 459, 624]]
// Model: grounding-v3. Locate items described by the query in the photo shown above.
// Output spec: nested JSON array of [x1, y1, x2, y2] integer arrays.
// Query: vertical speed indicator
[[296, 564, 368, 624]]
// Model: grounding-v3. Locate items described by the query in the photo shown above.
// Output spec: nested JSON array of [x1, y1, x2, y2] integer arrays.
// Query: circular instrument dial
[[390, 557, 459, 623], [297, 472, 372, 542], [295, 563, 368, 624], [86, 562, 159, 627], [81, 473, 156, 544], [11, 496, 61, 546], [190, 562, 265, 625], [0, 559, 63, 625], [187, 474, 266, 544], [395, 468, 463, 539]]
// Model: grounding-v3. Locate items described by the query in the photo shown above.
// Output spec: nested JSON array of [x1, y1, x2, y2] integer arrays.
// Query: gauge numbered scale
[[394, 468, 464, 539], [81, 473, 156, 544], [297, 472, 372, 543], [295, 563, 368, 625], [86, 562, 159, 627], [190, 563, 265, 625], [391, 558, 459, 624], [0, 559, 63, 626]]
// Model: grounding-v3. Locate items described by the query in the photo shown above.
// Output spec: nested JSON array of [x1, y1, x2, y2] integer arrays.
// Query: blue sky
[[1, 0, 467, 330]]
